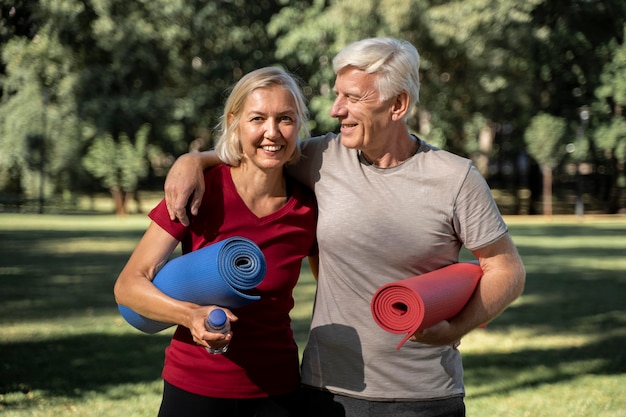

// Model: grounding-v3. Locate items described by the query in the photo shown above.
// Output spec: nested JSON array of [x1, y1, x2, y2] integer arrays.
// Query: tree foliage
[[1, 0, 625, 214], [524, 113, 567, 170]]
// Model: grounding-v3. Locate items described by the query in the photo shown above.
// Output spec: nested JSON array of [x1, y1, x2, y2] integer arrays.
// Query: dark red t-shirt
[[149, 164, 317, 398]]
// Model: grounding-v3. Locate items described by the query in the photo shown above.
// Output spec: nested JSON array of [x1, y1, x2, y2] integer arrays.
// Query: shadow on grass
[[0, 224, 171, 400], [493, 223, 626, 328], [0, 228, 144, 320], [463, 330, 626, 398], [0, 333, 171, 396], [486, 265, 626, 331]]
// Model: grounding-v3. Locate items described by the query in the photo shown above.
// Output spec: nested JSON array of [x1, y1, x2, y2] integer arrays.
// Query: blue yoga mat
[[118, 236, 267, 334]]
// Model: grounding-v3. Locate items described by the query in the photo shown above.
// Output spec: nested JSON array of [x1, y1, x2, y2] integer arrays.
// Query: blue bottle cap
[[208, 309, 227, 327]]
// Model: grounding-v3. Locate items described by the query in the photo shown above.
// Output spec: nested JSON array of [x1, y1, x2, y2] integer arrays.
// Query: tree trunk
[[111, 186, 128, 215], [541, 164, 553, 217], [607, 153, 621, 214], [475, 124, 494, 178]]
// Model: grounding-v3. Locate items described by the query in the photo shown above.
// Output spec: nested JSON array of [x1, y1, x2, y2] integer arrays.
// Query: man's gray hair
[[333, 37, 420, 107]]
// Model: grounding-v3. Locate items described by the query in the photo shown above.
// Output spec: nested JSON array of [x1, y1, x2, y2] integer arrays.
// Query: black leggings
[[157, 381, 301, 417]]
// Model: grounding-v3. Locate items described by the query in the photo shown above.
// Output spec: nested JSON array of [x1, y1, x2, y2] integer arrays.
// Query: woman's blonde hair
[[214, 67, 309, 166]]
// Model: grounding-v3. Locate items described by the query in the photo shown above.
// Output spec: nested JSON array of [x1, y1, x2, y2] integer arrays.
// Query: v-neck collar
[[225, 166, 297, 223]]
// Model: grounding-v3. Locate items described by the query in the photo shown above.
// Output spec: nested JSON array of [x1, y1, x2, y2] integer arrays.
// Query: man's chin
[[339, 133, 361, 149]]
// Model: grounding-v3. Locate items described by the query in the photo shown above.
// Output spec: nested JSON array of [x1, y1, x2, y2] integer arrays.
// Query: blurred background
[[1, 0, 625, 217]]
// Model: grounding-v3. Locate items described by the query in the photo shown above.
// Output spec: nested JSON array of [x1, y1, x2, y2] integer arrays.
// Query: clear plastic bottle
[[205, 308, 230, 354]]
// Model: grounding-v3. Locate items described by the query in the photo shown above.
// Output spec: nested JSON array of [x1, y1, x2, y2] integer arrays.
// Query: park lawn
[[0, 213, 625, 416]]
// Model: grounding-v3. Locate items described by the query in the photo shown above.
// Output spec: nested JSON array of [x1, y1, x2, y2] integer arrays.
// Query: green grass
[[1, 213, 625, 416]]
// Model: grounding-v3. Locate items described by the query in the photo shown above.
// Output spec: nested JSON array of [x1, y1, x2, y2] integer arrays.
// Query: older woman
[[114, 67, 317, 417]]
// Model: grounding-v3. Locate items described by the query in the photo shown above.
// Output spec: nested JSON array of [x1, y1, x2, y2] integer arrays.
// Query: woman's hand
[[187, 305, 238, 350]]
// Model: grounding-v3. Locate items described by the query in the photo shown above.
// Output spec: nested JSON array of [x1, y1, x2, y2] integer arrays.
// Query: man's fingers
[[166, 197, 177, 221], [189, 191, 203, 216]]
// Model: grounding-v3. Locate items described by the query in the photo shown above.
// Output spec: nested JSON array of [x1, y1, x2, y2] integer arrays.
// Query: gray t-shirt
[[289, 133, 508, 401]]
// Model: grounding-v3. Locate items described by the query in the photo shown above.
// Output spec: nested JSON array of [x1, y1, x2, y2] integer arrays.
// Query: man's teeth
[[262, 145, 282, 151]]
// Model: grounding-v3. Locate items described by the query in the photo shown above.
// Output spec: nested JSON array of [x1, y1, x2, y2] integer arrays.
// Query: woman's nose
[[264, 119, 279, 138]]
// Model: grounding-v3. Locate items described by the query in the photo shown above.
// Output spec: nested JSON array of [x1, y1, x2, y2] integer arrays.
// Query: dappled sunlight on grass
[[462, 327, 591, 353], [467, 373, 626, 417]]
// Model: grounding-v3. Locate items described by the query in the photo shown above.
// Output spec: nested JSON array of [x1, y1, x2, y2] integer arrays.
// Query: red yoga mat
[[370, 262, 483, 350]]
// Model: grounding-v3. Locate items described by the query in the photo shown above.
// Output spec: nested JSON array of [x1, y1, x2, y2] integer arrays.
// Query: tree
[[0, 11, 83, 208], [593, 26, 626, 212], [83, 124, 150, 215], [524, 113, 567, 216]]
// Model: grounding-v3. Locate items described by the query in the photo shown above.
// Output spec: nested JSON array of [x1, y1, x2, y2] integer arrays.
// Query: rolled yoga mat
[[118, 236, 266, 334], [370, 262, 483, 350]]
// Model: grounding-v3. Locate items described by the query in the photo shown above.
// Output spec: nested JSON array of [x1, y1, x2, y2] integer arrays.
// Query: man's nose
[[330, 96, 346, 118]]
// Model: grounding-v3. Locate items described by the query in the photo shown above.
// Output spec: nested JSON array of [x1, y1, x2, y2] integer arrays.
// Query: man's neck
[[360, 132, 418, 168]]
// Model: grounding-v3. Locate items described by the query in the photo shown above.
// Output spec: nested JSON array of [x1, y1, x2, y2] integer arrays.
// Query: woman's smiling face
[[236, 85, 299, 171]]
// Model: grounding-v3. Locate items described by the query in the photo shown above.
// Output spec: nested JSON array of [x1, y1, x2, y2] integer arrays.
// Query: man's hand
[[164, 153, 206, 226], [409, 320, 461, 347]]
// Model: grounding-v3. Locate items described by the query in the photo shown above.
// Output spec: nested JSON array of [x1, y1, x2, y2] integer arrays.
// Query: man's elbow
[[510, 260, 526, 301]]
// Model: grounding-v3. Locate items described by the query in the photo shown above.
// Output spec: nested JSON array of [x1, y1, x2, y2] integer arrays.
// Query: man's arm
[[410, 233, 526, 345], [164, 151, 221, 226]]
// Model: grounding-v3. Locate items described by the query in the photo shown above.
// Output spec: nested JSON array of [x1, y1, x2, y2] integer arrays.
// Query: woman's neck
[[230, 164, 288, 217]]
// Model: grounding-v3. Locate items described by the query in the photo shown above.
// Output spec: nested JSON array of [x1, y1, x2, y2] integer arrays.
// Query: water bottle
[[205, 308, 230, 354]]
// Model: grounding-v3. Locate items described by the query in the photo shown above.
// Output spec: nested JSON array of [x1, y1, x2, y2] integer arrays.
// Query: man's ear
[[390, 91, 411, 121]]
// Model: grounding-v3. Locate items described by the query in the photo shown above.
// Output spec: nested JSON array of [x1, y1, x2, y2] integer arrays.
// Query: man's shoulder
[[417, 139, 473, 170], [301, 132, 339, 147]]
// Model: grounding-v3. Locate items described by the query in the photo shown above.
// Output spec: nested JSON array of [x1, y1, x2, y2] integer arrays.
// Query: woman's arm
[[164, 151, 221, 226], [114, 221, 236, 349]]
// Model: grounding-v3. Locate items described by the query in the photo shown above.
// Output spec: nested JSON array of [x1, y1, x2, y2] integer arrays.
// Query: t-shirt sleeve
[[286, 134, 334, 188], [453, 164, 508, 251], [148, 199, 188, 241]]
